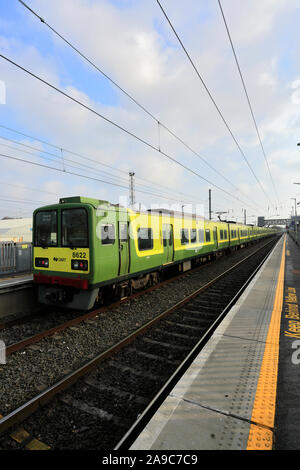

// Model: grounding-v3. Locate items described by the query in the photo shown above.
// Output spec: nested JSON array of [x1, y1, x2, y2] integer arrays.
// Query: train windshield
[[35, 210, 57, 247], [62, 208, 89, 248]]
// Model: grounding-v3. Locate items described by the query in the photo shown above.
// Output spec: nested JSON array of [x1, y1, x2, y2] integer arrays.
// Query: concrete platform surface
[[131, 235, 286, 450], [0, 274, 35, 318], [0, 274, 33, 290]]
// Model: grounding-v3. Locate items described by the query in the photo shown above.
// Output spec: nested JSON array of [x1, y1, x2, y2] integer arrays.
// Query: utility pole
[[244, 209, 246, 225], [291, 198, 297, 237], [129, 172, 135, 208], [209, 189, 212, 220]]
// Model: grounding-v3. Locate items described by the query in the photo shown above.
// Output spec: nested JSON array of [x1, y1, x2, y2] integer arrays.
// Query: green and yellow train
[[33, 196, 276, 310]]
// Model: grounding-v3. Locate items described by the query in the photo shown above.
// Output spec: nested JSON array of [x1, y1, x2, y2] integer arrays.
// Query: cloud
[[0, 0, 300, 220]]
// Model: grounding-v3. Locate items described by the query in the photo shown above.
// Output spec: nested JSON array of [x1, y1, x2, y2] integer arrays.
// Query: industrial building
[[0, 218, 32, 242]]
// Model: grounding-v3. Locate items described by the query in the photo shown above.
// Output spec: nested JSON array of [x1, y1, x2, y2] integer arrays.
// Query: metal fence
[[289, 230, 300, 245], [0, 242, 32, 276]]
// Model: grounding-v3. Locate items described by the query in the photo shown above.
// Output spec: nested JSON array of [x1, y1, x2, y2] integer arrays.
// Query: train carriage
[[33, 196, 276, 310]]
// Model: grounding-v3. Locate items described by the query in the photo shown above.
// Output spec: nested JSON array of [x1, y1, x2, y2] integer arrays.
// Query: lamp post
[[291, 198, 297, 236]]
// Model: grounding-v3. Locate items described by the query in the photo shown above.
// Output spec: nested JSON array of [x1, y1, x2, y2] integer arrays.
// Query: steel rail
[[115, 235, 282, 449], [0, 236, 279, 436], [3, 253, 215, 353], [3, 237, 266, 352]]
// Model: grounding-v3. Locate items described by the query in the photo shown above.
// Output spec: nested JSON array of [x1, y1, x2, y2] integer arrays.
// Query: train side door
[[118, 222, 130, 276], [213, 227, 218, 250], [163, 224, 174, 263]]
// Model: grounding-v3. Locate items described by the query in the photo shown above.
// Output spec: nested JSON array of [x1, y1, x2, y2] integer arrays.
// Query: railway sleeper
[[194, 299, 229, 307], [84, 378, 148, 405], [183, 304, 216, 314], [60, 395, 131, 429], [125, 347, 181, 366], [164, 319, 206, 331], [178, 314, 213, 325], [107, 361, 165, 382], [140, 336, 190, 352], [153, 327, 198, 342]]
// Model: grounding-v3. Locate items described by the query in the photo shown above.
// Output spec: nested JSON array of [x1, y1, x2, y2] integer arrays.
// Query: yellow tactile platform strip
[[246, 236, 286, 450], [0, 414, 50, 450]]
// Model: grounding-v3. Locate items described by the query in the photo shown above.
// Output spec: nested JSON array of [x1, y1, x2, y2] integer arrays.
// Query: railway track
[[0, 237, 272, 354], [0, 235, 280, 450]]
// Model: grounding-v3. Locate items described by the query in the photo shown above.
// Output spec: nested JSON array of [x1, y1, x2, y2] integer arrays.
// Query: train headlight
[[71, 260, 88, 271], [35, 258, 49, 268]]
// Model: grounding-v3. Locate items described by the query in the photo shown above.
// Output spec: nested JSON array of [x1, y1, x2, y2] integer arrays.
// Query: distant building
[[0, 218, 32, 242], [258, 216, 265, 227], [290, 215, 300, 230]]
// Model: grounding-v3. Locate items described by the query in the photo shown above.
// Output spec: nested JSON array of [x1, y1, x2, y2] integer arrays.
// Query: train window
[[100, 224, 115, 245], [62, 209, 89, 248], [162, 226, 173, 247], [35, 210, 57, 247], [119, 223, 128, 242], [220, 230, 223, 240], [162, 230, 167, 247], [205, 229, 211, 242], [224, 230, 227, 239], [198, 229, 204, 243], [190, 229, 197, 244], [180, 229, 189, 245], [138, 228, 153, 251]]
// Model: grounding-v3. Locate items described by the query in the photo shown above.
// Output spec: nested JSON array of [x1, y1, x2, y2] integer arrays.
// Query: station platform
[[0, 274, 34, 319], [131, 234, 300, 450], [0, 273, 33, 290]]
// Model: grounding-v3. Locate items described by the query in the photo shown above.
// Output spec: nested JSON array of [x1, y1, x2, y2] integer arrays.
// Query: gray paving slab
[[131, 236, 284, 450]]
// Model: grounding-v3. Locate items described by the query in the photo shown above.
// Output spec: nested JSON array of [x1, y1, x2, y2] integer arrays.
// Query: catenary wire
[[217, 0, 280, 205], [0, 124, 202, 204], [0, 135, 204, 204], [155, 0, 274, 208], [17, 0, 264, 206], [0, 53, 266, 212], [0, 151, 209, 205]]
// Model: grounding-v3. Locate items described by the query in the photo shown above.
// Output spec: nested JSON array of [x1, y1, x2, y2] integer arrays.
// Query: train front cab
[[33, 199, 98, 310]]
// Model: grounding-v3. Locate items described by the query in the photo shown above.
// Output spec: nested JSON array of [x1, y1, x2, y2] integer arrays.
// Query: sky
[[0, 0, 300, 223]]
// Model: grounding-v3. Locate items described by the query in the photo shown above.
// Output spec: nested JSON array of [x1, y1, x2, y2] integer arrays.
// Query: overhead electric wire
[[0, 151, 207, 205], [17, 0, 261, 207], [155, 0, 274, 208], [0, 134, 204, 204], [217, 0, 280, 205], [0, 124, 128, 176], [0, 144, 194, 204], [0, 53, 265, 212], [0, 124, 202, 204], [0, 137, 138, 185], [0, 180, 59, 197], [0, 195, 49, 205]]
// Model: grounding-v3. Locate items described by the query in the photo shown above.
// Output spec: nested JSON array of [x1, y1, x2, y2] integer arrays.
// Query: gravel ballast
[[0, 239, 276, 418]]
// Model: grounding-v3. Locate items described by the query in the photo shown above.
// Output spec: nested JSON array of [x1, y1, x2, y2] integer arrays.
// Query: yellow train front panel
[[33, 247, 90, 274]]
